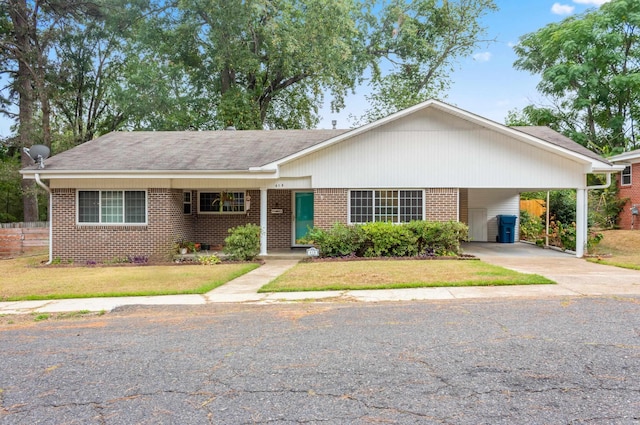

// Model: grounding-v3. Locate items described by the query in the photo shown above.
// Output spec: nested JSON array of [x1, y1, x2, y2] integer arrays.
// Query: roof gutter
[[34, 173, 53, 265]]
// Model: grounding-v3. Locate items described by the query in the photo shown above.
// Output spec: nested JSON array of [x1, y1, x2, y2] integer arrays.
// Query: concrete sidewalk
[[2, 244, 640, 314]]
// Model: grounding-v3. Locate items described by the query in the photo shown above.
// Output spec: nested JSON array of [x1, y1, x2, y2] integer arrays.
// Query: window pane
[[399, 190, 423, 222], [350, 190, 373, 223], [101, 191, 123, 223], [375, 190, 398, 223], [78, 191, 99, 223], [125, 191, 146, 223], [623, 166, 631, 185], [199, 192, 245, 212]]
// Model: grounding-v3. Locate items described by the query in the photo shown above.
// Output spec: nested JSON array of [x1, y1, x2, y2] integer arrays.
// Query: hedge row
[[302, 221, 469, 258]]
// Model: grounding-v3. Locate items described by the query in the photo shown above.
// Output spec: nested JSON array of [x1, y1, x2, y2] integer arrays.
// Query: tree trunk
[[9, 0, 40, 221]]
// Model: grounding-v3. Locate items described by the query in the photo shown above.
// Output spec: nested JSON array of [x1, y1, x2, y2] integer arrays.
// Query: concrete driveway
[[463, 242, 640, 296]]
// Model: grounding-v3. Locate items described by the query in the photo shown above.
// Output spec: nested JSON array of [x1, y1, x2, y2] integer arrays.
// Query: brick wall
[[314, 189, 348, 229], [192, 190, 261, 247], [425, 188, 459, 221], [51, 188, 186, 262], [459, 188, 468, 224], [267, 190, 292, 249], [618, 163, 640, 229]]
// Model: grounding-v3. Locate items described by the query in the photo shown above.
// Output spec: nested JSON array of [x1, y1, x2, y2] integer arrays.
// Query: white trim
[[347, 189, 425, 225], [262, 100, 615, 172], [260, 188, 268, 256], [621, 165, 632, 186], [76, 189, 148, 226], [291, 190, 314, 247], [183, 191, 192, 214]]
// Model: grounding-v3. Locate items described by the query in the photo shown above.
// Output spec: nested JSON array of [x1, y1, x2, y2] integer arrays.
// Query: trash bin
[[497, 215, 517, 243]]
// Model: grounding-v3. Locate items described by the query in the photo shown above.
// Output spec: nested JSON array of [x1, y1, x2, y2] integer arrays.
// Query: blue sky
[[320, 0, 612, 129], [0, 0, 611, 138]]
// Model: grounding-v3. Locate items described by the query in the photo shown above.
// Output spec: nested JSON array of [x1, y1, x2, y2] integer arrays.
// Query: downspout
[[34, 173, 52, 265]]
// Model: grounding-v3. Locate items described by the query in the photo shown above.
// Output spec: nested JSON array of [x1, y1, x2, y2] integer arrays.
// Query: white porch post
[[260, 188, 268, 256], [575, 188, 586, 258]]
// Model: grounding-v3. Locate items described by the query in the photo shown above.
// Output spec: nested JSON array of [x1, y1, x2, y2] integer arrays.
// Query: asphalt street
[[1, 297, 639, 424]]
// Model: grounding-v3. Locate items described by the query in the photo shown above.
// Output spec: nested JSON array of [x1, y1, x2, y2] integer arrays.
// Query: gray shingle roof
[[40, 130, 350, 171], [511, 126, 610, 165]]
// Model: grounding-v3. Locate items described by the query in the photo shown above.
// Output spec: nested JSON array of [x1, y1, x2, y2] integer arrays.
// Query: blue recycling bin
[[497, 215, 517, 243]]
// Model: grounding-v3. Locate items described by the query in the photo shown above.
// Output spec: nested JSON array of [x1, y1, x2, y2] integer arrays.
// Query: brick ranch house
[[609, 149, 640, 229], [21, 100, 621, 262]]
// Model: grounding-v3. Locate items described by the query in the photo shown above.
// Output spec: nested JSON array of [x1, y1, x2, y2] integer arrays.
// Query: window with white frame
[[622, 166, 632, 186], [350, 190, 423, 223], [183, 191, 192, 214], [199, 191, 245, 213], [78, 190, 146, 224]]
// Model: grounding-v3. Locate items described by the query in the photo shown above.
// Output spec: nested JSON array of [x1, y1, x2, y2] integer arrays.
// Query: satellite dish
[[23, 144, 50, 169]]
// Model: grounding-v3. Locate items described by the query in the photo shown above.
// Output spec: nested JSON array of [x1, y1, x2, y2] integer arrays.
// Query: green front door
[[294, 192, 314, 243]]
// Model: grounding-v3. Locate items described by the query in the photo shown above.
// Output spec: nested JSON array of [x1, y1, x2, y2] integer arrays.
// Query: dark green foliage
[[303, 220, 469, 258], [405, 220, 469, 256], [549, 190, 576, 225], [589, 184, 628, 229], [303, 223, 365, 257], [223, 223, 261, 261], [519, 210, 544, 242], [361, 222, 418, 257]]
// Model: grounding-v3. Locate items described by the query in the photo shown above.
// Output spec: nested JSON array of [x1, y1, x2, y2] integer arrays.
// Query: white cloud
[[473, 52, 492, 62], [551, 3, 575, 15], [573, 0, 611, 5], [507, 41, 518, 48]]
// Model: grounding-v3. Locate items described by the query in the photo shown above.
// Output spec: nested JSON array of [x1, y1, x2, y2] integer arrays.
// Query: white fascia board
[[609, 151, 640, 163], [591, 164, 626, 173], [20, 169, 278, 180]]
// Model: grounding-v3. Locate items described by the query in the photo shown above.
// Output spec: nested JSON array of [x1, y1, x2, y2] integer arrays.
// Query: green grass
[[259, 259, 554, 292], [0, 255, 259, 301], [587, 230, 640, 270]]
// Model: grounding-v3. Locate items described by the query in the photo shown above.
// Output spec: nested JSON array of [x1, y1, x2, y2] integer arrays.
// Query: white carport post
[[575, 188, 586, 258], [260, 188, 268, 256]]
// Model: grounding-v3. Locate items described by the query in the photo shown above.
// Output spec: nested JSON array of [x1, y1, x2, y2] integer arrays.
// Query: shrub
[[405, 220, 468, 256], [223, 223, 261, 261], [361, 221, 418, 257], [304, 220, 468, 258], [302, 223, 365, 257], [198, 254, 221, 265], [519, 210, 544, 242]]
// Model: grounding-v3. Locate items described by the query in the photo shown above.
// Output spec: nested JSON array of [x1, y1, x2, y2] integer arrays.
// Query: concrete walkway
[[2, 243, 640, 314]]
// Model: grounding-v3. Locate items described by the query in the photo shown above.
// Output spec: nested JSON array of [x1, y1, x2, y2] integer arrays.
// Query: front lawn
[[259, 259, 554, 292], [588, 230, 640, 270], [0, 255, 259, 301]]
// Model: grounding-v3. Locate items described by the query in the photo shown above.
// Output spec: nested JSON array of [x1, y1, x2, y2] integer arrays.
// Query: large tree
[[155, 0, 497, 129], [360, 0, 497, 123], [513, 0, 640, 155], [0, 0, 101, 221]]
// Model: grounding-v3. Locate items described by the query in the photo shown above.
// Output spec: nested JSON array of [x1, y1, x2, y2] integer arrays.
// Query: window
[[350, 190, 423, 224], [199, 191, 245, 213], [78, 190, 146, 224], [183, 191, 192, 214], [622, 166, 632, 186]]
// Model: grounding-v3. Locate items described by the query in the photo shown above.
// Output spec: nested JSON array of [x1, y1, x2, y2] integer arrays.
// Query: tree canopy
[[0, 0, 497, 220], [513, 0, 640, 155]]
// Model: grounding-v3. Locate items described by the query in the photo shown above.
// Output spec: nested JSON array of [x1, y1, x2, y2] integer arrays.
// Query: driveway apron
[[463, 242, 640, 296]]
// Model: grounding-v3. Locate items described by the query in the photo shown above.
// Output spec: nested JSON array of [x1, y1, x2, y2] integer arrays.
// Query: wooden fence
[[0, 222, 49, 257], [520, 199, 546, 218]]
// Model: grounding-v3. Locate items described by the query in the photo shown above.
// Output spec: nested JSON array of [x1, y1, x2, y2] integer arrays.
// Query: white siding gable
[[279, 108, 586, 189]]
